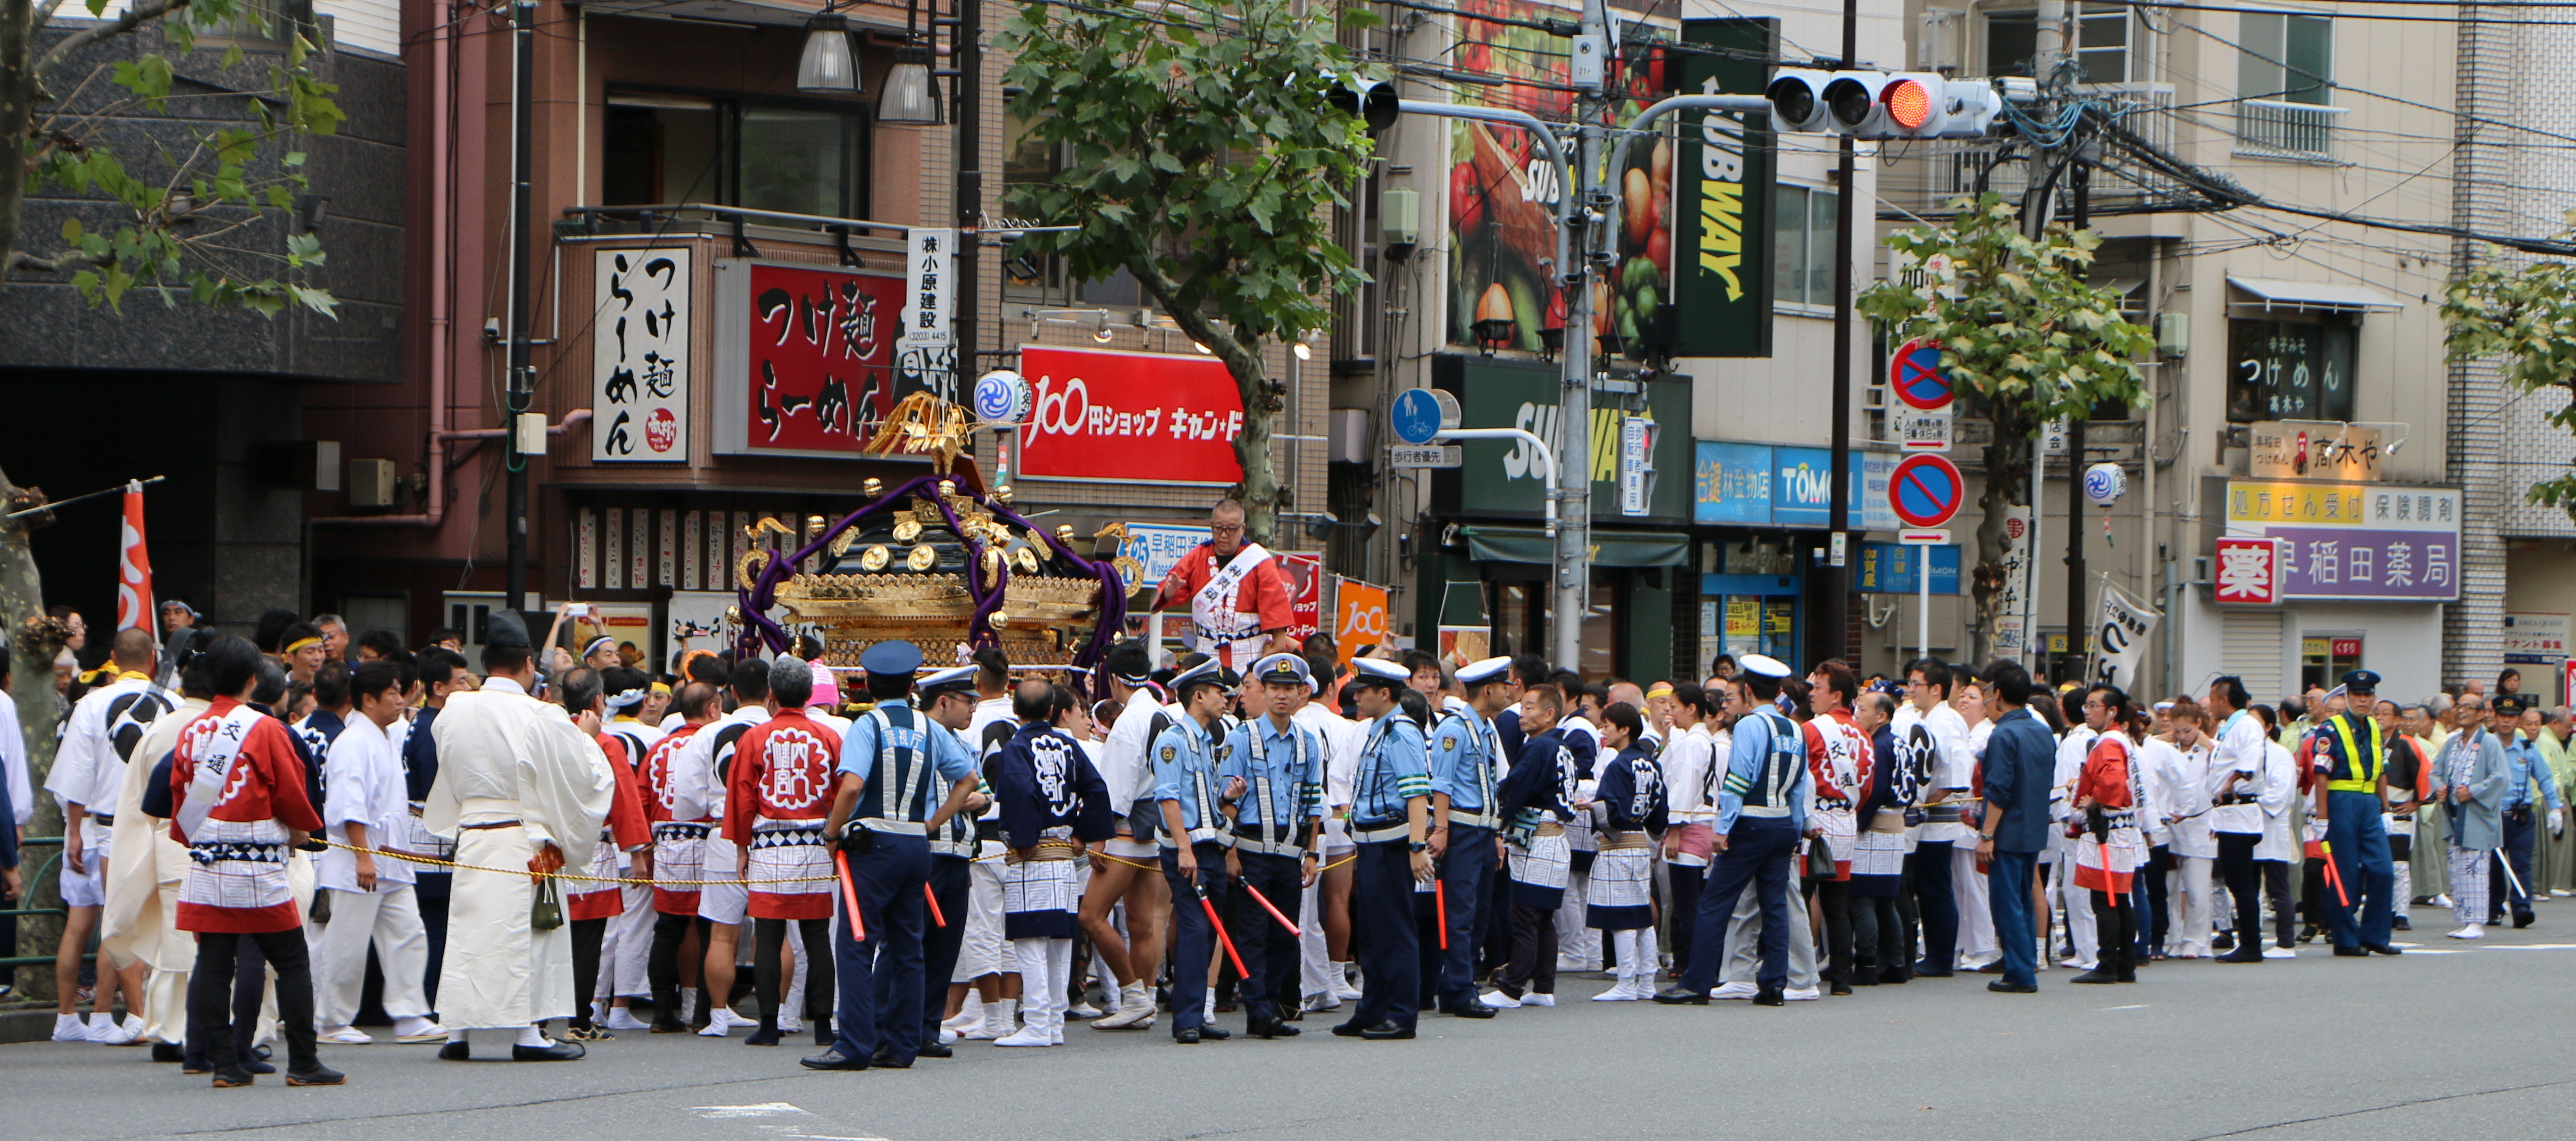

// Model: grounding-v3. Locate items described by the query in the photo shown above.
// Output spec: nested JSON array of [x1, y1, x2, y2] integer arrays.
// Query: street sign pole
[[1921, 546, 1930, 659]]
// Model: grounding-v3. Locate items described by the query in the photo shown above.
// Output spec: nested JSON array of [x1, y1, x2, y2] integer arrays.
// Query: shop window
[[2227, 317, 2354, 423], [603, 89, 869, 219], [1772, 184, 1838, 312], [2300, 634, 2362, 693], [1582, 583, 1619, 682]]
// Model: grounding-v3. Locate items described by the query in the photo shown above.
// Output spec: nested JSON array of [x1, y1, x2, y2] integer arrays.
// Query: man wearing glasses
[[1153, 499, 1300, 672]]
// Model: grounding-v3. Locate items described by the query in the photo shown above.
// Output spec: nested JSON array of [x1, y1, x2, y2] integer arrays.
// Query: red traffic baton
[[1238, 881, 1302, 937], [1435, 880, 1449, 951], [1196, 886, 1249, 978], [834, 849, 868, 942], [2318, 840, 2351, 908], [924, 883, 948, 928]]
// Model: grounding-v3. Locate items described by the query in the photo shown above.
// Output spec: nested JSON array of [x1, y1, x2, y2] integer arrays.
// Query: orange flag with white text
[[116, 480, 153, 631]]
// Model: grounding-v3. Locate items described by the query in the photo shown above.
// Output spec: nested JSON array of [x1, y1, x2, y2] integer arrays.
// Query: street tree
[[1858, 192, 2155, 662], [995, 0, 1376, 545], [3, 0, 343, 313], [2442, 251, 2576, 521]]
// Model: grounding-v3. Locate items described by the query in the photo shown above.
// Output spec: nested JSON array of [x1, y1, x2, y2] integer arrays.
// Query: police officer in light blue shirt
[[1420, 656, 1513, 1020], [1332, 658, 1435, 1040], [2493, 699, 2564, 927], [805, 641, 980, 1073], [1154, 655, 1239, 1043], [1218, 653, 1327, 1039], [1659, 654, 1813, 1007]]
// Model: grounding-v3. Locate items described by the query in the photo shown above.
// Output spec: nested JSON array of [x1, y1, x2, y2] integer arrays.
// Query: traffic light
[[1328, 76, 1398, 134], [1765, 68, 2010, 140], [1763, 68, 1839, 133]]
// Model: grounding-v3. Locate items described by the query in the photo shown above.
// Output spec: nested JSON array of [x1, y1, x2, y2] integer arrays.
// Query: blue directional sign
[[1390, 387, 1459, 446]]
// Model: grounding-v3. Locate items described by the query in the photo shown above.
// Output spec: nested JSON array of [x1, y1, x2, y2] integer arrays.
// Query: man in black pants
[[915, 666, 985, 1056], [645, 683, 722, 1032], [167, 636, 343, 1088]]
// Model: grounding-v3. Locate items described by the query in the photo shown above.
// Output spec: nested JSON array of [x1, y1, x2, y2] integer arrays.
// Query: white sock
[[447, 1029, 468, 1044], [516, 1024, 548, 1048]]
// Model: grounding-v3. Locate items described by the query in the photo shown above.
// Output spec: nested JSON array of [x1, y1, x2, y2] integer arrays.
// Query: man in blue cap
[[1423, 656, 1512, 1019], [1220, 653, 1328, 1039], [1153, 654, 1239, 1043], [2308, 669, 2402, 958], [806, 641, 982, 1071], [1333, 657, 1434, 1040]]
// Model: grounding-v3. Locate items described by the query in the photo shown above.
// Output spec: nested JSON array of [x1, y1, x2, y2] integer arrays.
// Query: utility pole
[[503, 0, 536, 616], [952, 0, 982, 400], [1815, 0, 1858, 668], [2062, 155, 2090, 684], [1555, 0, 1606, 675]]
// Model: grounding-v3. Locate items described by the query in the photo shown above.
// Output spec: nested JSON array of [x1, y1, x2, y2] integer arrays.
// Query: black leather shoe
[[1448, 999, 1497, 1019], [1329, 1020, 1368, 1037], [869, 1047, 913, 1069], [2332, 946, 2369, 957], [800, 1048, 870, 1071], [1650, 988, 1709, 1005], [152, 1042, 185, 1063], [2068, 969, 2118, 985], [1173, 1027, 1202, 1044], [1879, 966, 1910, 985], [916, 1040, 954, 1059], [1912, 961, 1954, 978], [285, 1065, 347, 1086], [1195, 1023, 1231, 1040], [744, 1027, 783, 1047], [1829, 982, 1853, 997], [2216, 948, 2263, 964], [2212, 931, 2236, 951], [2513, 914, 2535, 930], [436, 1041, 471, 1061], [1986, 980, 2037, 994], [2365, 943, 2404, 956], [1357, 1021, 1414, 1039], [1248, 1016, 1301, 1039], [1751, 987, 1784, 1006], [2391, 916, 2412, 931], [512, 1042, 586, 1061]]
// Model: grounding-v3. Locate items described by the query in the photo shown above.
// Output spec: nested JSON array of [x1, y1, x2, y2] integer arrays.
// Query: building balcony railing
[[2233, 99, 2347, 163]]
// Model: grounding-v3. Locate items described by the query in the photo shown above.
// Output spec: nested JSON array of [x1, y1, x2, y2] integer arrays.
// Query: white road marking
[[2103, 1004, 2149, 1010], [693, 1103, 815, 1119]]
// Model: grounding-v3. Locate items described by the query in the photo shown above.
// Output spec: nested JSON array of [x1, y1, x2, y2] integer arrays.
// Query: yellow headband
[[282, 636, 322, 654], [650, 681, 672, 695], [1645, 682, 1675, 700]]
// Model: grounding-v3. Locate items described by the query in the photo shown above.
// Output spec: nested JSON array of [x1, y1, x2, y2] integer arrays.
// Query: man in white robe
[[425, 612, 614, 1061], [102, 637, 214, 1060]]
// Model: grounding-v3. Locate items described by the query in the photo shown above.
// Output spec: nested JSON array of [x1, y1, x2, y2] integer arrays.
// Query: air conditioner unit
[[348, 459, 400, 508], [2191, 555, 2212, 587], [1328, 409, 1371, 464]]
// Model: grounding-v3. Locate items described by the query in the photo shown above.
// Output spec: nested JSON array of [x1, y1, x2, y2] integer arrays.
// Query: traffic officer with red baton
[[2308, 670, 2403, 959]]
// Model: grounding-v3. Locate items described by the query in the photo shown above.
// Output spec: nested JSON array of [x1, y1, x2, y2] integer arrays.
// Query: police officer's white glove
[[2303, 821, 2329, 845], [2552, 808, 2565, 839]]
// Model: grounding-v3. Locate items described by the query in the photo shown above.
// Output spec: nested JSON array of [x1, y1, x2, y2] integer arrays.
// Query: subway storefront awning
[[1461, 525, 1689, 568]]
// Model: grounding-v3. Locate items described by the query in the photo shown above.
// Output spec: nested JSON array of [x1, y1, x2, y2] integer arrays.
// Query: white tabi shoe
[[1783, 986, 1822, 1001], [698, 1006, 745, 1036], [1094, 982, 1156, 1030], [2261, 946, 2295, 960], [1518, 991, 1556, 1007], [53, 1014, 97, 1043], [941, 998, 986, 1033], [2449, 924, 2486, 940], [604, 1007, 653, 1032], [320, 1026, 375, 1045], [1328, 965, 1364, 1002], [85, 1014, 139, 1045], [965, 998, 1019, 1040], [995, 1020, 1054, 1047], [1477, 989, 1522, 1009], [1708, 981, 1758, 1001], [1591, 979, 1643, 1001]]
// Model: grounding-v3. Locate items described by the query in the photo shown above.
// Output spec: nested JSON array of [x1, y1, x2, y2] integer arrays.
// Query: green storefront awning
[[1460, 525, 1689, 568]]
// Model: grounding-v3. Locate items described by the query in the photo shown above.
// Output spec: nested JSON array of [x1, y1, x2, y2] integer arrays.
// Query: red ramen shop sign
[[1016, 346, 1247, 485], [712, 260, 913, 459]]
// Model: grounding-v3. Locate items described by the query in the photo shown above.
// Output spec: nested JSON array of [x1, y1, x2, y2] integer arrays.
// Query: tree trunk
[[1, 462, 67, 1003], [1969, 408, 2034, 666], [1, 0, 39, 281]]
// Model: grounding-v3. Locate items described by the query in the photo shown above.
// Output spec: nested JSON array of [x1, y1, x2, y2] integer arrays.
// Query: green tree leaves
[[6, 0, 342, 316], [2444, 254, 2576, 519], [995, 0, 1376, 542]]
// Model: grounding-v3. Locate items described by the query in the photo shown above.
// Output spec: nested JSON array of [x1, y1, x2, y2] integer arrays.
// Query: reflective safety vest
[[2325, 713, 2384, 794]]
